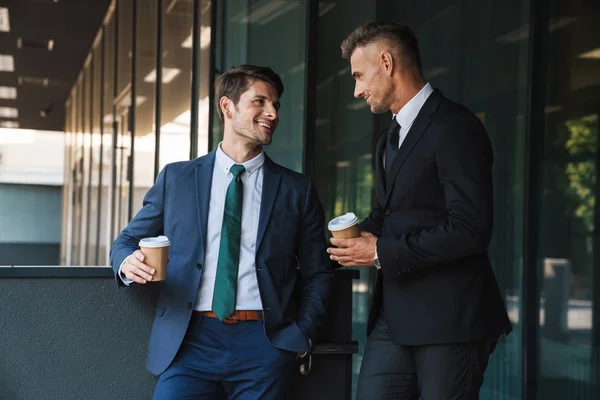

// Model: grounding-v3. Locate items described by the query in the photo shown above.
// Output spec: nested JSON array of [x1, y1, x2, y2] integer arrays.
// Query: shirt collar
[[215, 142, 265, 176], [393, 82, 434, 128]]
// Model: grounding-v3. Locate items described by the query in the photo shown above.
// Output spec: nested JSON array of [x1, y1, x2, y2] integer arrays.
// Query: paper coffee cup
[[328, 212, 360, 239], [139, 236, 170, 281]]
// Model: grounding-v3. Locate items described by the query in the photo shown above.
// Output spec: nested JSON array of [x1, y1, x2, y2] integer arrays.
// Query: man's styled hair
[[214, 65, 284, 122], [341, 21, 422, 72]]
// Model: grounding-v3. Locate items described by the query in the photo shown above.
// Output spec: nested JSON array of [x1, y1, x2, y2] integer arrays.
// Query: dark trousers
[[153, 313, 297, 400], [356, 312, 497, 400]]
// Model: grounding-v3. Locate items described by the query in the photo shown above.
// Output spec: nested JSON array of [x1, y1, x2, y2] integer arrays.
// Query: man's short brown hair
[[341, 21, 422, 71], [214, 65, 284, 122]]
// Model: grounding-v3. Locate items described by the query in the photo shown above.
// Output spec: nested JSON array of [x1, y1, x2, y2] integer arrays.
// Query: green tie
[[212, 164, 246, 321]]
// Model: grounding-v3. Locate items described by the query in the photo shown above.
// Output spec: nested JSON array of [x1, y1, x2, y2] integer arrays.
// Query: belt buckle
[[223, 311, 240, 324]]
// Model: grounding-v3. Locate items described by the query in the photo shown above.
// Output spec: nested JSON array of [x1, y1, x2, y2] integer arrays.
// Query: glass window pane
[[212, 0, 307, 171], [196, 0, 212, 156], [159, 0, 193, 168], [117, 0, 133, 96], [61, 98, 73, 265], [312, 0, 531, 396], [537, 0, 600, 397], [68, 88, 78, 266], [387, 1, 530, 397], [132, 0, 158, 217], [381, 2, 529, 397], [114, 94, 132, 237], [72, 76, 83, 265], [99, 13, 115, 266], [88, 40, 103, 265], [314, 1, 376, 395], [81, 60, 93, 265]]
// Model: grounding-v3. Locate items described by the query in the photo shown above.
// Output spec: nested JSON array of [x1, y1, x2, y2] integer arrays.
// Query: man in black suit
[[327, 21, 512, 399]]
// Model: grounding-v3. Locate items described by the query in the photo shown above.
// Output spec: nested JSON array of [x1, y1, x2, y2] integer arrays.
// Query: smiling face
[[225, 79, 280, 147], [350, 43, 395, 114]]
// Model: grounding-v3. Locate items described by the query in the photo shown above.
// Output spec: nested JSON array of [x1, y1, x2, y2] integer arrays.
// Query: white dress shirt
[[195, 144, 264, 311], [393, 82, 434, 148], [119, 143, 264, 312]]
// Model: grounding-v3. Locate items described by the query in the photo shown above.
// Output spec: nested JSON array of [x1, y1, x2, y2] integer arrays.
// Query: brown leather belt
[[197, 310, 264, 324]]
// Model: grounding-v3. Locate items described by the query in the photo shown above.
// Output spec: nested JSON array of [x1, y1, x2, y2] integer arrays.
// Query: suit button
[[186, 302, 193, 309], [385, 209, 391, 216], [196, 263, 202, 270]]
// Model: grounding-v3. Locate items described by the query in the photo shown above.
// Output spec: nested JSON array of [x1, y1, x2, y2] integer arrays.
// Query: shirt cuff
[[118, 256, 133, 286]]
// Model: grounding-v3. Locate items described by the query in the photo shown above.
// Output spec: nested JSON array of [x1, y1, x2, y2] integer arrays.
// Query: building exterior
[[0, 129, 64, 265], [60, 0, 600, 398]]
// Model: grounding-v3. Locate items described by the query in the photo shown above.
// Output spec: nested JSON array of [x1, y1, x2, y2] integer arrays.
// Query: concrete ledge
[[0, 266, 114, 278]]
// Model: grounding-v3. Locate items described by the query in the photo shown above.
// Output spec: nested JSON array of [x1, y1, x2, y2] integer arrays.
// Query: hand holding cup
[[122, 250, 156, 284], [122, 236, 170, 284]]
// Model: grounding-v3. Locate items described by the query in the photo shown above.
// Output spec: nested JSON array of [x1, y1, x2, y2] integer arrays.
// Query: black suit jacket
[[359, 89, 512, 345]]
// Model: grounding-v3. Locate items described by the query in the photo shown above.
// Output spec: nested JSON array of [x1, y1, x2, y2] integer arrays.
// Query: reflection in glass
[[117, 0, 133, 96], [212, 0, 307, 171], [314, 2, 376, 395], [132, 0, 158, 217], [61, 98, 73, 265], [71, 76, 83, 265], [537, 0, 600, 392], [312, 0, 531, 396], [88, 39, 103, 265], [195, 0, 211, 156], [159, 0, 193, 169], [99, 12, 115, 265], [113, 94, 132, 238], [68, 88, 78, 266], [378, 1, 530, 397], [81, 59, 93, 265]]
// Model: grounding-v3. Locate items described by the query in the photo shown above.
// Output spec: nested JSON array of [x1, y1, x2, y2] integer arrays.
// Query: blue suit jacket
[[110, 150, 334, 375]]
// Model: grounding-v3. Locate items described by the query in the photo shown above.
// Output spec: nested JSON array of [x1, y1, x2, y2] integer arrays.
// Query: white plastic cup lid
[[139, 235, 170, 248], [328, 212, 359, 231]]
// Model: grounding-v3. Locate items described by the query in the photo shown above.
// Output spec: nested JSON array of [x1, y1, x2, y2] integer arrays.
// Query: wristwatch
[[373, 245, 381, 270]]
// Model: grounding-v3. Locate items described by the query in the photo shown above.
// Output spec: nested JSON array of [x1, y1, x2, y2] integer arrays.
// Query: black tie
[[385, 118, 400, 174]]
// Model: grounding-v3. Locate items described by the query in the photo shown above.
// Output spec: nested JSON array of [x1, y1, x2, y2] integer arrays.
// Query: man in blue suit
[[110, 65, 334, 399]]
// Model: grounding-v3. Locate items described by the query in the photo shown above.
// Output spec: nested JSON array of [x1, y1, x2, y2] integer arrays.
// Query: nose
[[264, 103, 278, 120], [353, 83, 363, 99]]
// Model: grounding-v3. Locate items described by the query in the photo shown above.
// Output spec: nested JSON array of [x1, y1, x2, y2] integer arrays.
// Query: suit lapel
[[384, 90, 442, 206], [256, 156, 281, 253], [195, 151, 216, 258], [374, 128, 387, 205]]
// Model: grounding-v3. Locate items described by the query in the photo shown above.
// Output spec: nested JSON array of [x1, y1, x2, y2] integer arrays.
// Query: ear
[[219, 96, 232, 119], [380, 52, 394, 76]]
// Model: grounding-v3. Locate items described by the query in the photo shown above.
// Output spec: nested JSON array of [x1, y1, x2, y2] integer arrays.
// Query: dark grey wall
[[0, 273, 159, 400], [0, 268, 358, 400]]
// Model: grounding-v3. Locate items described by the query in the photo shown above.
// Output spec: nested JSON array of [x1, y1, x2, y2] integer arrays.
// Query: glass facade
[[536, 0, 600, 398], [159, 0, 194, 168], [60, 0, 600, 398], [314, 2, 377, 391], [132, 0, 158, 218], [212, 0, 308, 171]]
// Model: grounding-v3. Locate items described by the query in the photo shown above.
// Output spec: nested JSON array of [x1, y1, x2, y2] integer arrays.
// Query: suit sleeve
[[358, 200, 384, 237], [109, 165, 168, 286], [295, 179, 335, 342], [377, 115, 493, 275]]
